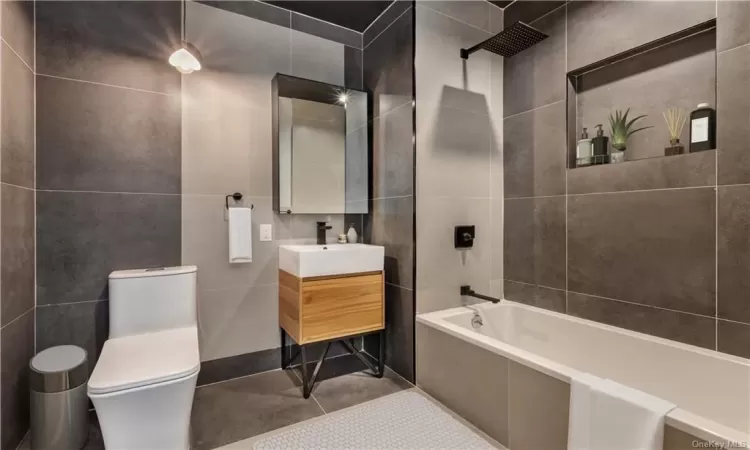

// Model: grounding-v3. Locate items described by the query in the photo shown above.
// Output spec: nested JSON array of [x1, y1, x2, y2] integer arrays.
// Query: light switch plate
[[260, 224, 273, 242]]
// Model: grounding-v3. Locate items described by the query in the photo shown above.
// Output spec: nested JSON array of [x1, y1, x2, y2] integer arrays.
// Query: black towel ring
[[225, 192, 253, 210]]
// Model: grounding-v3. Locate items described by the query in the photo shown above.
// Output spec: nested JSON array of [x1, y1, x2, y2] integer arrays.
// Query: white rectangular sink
[[279, 244, 385, 278]]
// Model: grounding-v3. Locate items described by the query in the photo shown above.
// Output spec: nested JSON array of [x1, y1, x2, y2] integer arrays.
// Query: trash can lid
[[30, 346, 88, 393]]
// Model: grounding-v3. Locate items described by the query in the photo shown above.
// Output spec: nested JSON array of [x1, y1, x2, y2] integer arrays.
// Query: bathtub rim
[[416, 301, 750, 444]]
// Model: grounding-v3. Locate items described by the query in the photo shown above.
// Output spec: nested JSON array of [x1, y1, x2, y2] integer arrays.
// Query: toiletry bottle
[[576, 128, 592, 167], [591, 124, 609, 165], [689, 103, 715, 152], [347, 223, 358, 243]]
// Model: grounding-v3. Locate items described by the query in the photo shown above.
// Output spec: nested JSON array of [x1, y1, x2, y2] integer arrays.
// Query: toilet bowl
[[88, 266, 200, 450]]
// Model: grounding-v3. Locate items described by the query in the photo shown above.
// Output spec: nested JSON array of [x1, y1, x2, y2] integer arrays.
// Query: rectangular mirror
[[272, 74, 369, 214]]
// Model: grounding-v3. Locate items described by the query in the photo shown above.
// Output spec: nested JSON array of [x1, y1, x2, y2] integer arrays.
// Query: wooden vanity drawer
[[278, 270, 384, 344]]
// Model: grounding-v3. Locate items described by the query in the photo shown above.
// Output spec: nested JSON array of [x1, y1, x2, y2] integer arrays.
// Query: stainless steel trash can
[[30, 345, 89, 450]]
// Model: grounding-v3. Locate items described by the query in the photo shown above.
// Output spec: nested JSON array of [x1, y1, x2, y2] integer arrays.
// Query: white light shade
[[169, 45, 201, 74]]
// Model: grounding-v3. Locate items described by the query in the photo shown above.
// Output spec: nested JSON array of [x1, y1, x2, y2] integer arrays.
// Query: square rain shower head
[[460, 21, 549, 59]]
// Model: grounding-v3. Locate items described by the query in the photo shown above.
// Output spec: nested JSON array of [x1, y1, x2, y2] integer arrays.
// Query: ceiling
[[264, 1, 395, 32], [489, 1, 514, 9]]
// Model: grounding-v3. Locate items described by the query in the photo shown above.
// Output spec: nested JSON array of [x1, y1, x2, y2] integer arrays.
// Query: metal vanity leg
[[280, 328, 287, 369], [300, 345, 310, 399], [377, 329, 385, 378]]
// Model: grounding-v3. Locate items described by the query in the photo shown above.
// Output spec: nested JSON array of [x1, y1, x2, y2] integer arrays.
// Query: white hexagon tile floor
[[227, 390, 499, 450]]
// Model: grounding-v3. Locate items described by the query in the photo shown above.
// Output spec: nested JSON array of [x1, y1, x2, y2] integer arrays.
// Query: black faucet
[[316, 221, 332, 245]]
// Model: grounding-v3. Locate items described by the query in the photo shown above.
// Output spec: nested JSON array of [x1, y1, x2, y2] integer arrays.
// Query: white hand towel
[[228, 207, 252, 263], [568, 375, 676, 450]]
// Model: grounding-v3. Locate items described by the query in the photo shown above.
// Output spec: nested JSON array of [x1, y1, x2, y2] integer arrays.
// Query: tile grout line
[[0, 306, 34, 332], [714, 0, 720, 352], [363, 4, 412, 51], [564, 2, 569, 314], [415, 2, 491, 35], [362, 0, 399, 36], [717, 39, 750, 56], [37, 188, 182, 196], [36, 73, 174, 96], [566, 184, 716, 197], [288, 363, 328, 414], [505, 278, 565, 293], [1, 37, 33, 73], [503, 99, 565, 121], [1, 181, 35, 191], [566, 289, 720, 322]]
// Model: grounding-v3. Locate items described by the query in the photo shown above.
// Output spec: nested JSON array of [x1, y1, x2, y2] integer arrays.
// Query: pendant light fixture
[[169, 0, 202, 74]]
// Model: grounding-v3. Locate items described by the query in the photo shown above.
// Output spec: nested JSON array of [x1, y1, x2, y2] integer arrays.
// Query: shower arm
[[460, 285, 501, 304]]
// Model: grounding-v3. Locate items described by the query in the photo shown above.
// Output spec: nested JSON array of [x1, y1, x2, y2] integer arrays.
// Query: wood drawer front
[[300, 273, 384, 343]]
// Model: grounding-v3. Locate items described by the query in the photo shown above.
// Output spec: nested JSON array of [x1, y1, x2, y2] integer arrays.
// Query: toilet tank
[[108, 266, 197, 338]]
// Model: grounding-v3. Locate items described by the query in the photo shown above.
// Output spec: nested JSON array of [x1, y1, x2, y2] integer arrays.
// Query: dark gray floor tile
[[198, 348, 280, 387], [37, 191, 181, 305], [2, 41, 35, 189], [19, 410, 104, 450], [568, 188, 716, 316], [373, 103, 414, 199], [291, 12, 361, 48], [575, 29, 715, 162], [567, 292, 715, 350], [191, 370, 324, 450], [717, 319, 750, 359], [197, 1, 291, 28], [718, 185, 750, 323], [504, 280, 566, 313], [567, 1, 715, 72], [718, 45, 750, 185], [503, 5, 565, 117], [36, 301, 109, 375], [364, 8, 413, 120], [504, 197, 566, 289], [301, 355, 412, 413], [364, 1, 411, 48], [503, 0, 565, 28], [35, 1, 181, 93], [345, 46, 363, 90], [718, 0, 750, 52], [567, 150, 716, 195], [1, 0, 34, 69], [1, 184, 35, 327], [503, 101, 566, 198], [370, 197, 414, 289], [37, 76, 181, 194], [1, 309, 34, 450]]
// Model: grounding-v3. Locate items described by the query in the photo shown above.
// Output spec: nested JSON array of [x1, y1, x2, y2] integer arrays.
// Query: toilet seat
[[88, 326, 200, 396]]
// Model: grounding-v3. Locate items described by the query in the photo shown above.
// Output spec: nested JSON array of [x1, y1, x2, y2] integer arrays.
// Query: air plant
[[662, 107, 687, 144], [608, 108, 652, 151]]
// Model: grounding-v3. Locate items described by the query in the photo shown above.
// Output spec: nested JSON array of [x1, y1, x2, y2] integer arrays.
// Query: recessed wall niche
[[566, 19, 717, 168]]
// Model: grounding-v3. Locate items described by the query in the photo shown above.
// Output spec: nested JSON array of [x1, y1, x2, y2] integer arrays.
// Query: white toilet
[[88, 266, 200, 450]]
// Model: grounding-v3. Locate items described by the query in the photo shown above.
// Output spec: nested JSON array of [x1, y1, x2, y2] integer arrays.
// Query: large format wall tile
[[490, 198, 503, 282], [418, 1, 492, 32], [508, 361, 569, 450], [567, 150, 716, 195], [37, 76, 181, 194], [416, 323, 510, 447], [567, 292, 715, 349], [1, 185, 35, 327], [717, 319, 750, 359], [717, 45, 750, 185], [415, 5, 491, 114], [503, 101, 565, 198], [1, 309, 34, 450], [718, 0, 750, 52], [504, 280, 566, 313], [182, 196, 284, 291], [568, 188, 715, 316], [2, 41, 35, 189], [503, 0, 566, 28], [291, 30, 345, 86], [372, 103, 414, 200], [370, 197, 414, 289], [35, 1, 181, 93], [36, 301, 109, 374], [1, 0, 34, 69], [37, 191, 181, 305], [503, 196, 566, 289], [197, 285, 279, 361], [364, 7, 413, 119], [718, 185, 750, 323], [417, 105, 492, 198], [196, 1, 291, 28], [503, 5, 565, 117], [567, 1, 716, 72], [363, 1, 411, 48], [383, 284, 415, 382], [290, 12, 361, 48], [344, 46, 363, 90]]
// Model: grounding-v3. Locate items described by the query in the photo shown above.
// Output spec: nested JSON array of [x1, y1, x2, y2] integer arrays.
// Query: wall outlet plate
[[454, 225, 475, 249], [260, 224, 273, 242]]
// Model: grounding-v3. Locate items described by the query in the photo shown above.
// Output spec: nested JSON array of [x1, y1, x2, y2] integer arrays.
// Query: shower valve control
[[454, 225, 475, 249]]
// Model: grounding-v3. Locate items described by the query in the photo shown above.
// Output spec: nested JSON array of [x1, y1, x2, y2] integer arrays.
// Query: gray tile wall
[[34, 0, 182, 379], [1, 1, 35, 448], [502, 0, 750, 358], [362, 2, 415, 382]]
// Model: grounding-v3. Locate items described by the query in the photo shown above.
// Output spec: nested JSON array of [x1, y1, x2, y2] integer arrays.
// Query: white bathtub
[[417, 301, 750, 444]]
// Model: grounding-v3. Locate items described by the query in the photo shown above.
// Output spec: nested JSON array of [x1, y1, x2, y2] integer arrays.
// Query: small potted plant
[[608, 108, 652, 163], [662, 107, 687, 156]]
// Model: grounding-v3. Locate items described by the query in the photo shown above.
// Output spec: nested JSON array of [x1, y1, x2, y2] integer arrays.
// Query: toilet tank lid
[[109, 265, 197, 280]]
